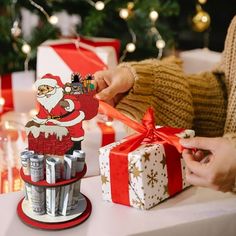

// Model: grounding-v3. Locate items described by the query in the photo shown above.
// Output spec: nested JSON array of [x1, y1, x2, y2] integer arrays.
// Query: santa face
[[38, 85, 54, 97], [37, 86, 64, 113]]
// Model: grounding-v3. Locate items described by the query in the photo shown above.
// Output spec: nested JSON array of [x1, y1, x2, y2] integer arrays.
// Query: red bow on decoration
[[99, 101, 186, 206]]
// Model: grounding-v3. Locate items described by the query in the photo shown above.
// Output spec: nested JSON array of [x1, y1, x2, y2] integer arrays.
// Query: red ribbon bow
[[99, 102, 185, 152], [99, 101, 185, 206]]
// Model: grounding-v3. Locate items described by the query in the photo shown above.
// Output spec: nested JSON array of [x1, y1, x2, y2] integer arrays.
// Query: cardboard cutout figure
[[26, 73, 98, 155]]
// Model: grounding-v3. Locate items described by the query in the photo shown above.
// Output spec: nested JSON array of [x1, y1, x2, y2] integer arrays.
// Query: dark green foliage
[[0, 0, 180, 74]]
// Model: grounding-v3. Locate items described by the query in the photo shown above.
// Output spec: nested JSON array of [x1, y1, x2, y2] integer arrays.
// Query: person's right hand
[[93, 66, 135, 106], [180, 137, 236, 192]]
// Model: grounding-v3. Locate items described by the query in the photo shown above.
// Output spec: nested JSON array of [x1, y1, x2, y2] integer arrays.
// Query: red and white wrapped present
[[82, 115, 127, 177], [0, 71, 36, 114], [37, 37, 120, 83], [98, 102, 194, 210]]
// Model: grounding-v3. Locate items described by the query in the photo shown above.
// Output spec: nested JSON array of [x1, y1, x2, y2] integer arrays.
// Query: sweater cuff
[[223, 133, 236, 148], [118, 59, 158, 95]]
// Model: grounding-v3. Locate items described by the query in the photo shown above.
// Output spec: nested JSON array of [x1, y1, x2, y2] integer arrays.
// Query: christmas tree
[[2, 0, 234, 76], [0, 0, 180, 75]]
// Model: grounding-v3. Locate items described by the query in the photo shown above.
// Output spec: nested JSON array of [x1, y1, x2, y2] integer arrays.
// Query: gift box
[[37, 37, 120, 83], [179, 48, 221, 74], [0, 71, 36, 114], [82, 115, 127, 177], [98, 102, 194, 210]]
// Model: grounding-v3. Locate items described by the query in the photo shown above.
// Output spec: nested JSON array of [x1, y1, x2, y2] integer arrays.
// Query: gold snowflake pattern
[[163, 184, 168, 195], [131, 166, 143, 179], [160, 154, 166, 169], [101, 174, 109, 185], [145, 144, 153, 148], [142, 152, 151, 162], [147, 169, 158, 188], [131, 199, 145, 209]]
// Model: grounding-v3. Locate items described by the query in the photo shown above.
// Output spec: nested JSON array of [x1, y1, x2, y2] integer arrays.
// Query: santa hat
[[35, 74, 64, 89]]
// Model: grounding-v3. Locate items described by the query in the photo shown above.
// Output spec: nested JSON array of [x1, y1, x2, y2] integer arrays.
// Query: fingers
[[193, 150, 205, 162], [94, 70, 117, 101], [180, 137, 220, 151], [185, 172, 209, 187], [182, 149, 208, 177], [93, 71, 109, 93]]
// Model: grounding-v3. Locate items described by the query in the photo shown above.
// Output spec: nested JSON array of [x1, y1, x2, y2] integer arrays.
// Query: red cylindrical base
[[17, 194, 92, 230]]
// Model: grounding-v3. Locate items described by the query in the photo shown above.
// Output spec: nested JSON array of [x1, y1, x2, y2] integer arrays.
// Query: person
[[26, 73, 85, 152], [94, 16, 236, 192]]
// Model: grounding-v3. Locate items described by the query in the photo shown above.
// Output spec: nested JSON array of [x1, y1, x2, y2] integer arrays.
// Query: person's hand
[[93, 67, 135, 106], [180, 137, 236, 192]]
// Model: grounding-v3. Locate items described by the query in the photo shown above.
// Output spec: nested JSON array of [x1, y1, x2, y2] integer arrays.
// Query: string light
[[126, 42, 136, 52], [48, 15, 58, 25], [29, 0, 58, 25], [95, 1, 105, 11], [149, 15, 165, 59], [21, 43, 31, 54], [156, 39, 165, 49], [149, 10, 159, 22], [198, 0, 207, 4], [119, 8, 129, 19], [0, 97, 5, 106]]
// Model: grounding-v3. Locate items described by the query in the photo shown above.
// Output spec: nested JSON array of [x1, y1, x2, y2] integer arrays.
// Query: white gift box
[[82, 117, 127, 177], [99, 129, 194, 210], [180, 48, 222, 74], [0, 71, 36, 114], [37, 37, 120, 83]]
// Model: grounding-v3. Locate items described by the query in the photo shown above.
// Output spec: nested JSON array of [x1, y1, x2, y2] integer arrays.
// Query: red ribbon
[[1, 74, 14, 114], [97, 121, 115, 147], [51, 43, 107, 77], [99, 101, 185, 205]]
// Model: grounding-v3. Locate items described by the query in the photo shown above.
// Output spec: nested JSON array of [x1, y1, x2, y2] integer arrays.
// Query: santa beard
[[37, 87, 64, 113]]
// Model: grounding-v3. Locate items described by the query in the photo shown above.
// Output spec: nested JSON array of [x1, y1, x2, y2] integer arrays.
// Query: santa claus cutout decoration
[[26, 73, 98, 155]]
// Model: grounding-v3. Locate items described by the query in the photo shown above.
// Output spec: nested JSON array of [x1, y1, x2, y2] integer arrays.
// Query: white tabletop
[[1, 176, 236, 236]]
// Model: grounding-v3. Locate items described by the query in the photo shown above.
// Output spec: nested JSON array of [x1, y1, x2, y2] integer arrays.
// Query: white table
[[1, 176, 236, 236]]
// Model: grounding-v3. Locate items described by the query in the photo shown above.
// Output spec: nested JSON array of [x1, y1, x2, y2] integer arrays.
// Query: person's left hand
[[180, 137, 236, 192]]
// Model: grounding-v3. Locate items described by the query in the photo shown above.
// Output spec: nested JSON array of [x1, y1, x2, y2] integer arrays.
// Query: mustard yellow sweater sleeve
[[186, 72, 226, 137], [116, 58, 227, 137], [116, 58, 194, 129]]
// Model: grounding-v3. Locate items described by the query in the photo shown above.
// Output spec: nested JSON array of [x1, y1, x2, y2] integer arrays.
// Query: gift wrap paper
[[99, 142, 190, 210]]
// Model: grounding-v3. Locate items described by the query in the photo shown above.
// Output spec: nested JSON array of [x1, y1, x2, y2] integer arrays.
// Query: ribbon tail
[[99, 101, 146, 134]]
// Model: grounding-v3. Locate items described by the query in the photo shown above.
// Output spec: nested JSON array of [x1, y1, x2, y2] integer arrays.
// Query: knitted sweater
[[116, 16, 236, 140]]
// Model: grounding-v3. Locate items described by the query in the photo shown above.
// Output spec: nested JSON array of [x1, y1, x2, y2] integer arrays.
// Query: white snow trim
[[32, 116, 47, 124], [71, 137, 84, 141], [25, 125, 68, 140], [64, 99, 74, 112], [47, 111, 85, 127], [35, 78, 57, 88]]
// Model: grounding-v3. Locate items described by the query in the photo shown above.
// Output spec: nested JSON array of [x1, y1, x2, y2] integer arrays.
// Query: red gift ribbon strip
[[99, 101, 185, 206], [97, 122, 115, 147], [51, 43, 107, 77]]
